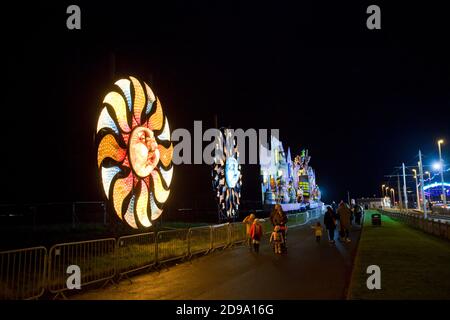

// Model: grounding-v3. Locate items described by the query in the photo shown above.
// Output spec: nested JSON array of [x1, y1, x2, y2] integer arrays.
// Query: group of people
[[243, 201, 363, 254], [320, 201, 363, 244], [243, 204, 288, 255]]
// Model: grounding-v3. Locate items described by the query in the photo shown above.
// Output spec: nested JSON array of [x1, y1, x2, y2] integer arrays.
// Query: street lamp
[[381, 184, 385, 198], [425, 171, 431, 204], [438, 139, 447, 207], [391, 188, 396, 207], [412, 169, 420, 210]]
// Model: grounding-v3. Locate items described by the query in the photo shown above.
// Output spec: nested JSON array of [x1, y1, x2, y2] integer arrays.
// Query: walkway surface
[[73, 218, 362, 300]]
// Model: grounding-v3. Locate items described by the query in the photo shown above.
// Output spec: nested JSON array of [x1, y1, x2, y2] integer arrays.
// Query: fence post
[[447, 222, 450, 241], [227, 223, 231, 247], [187, 228, 192, 257], [209, 226, 213, 251], [155, 231, 160, 265]]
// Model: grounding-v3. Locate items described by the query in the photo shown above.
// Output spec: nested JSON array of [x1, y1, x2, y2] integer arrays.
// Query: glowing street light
[[432, 162, 442, 171], [412, 169, 420, 210], [381, 184, 385, 197], [390, 188, 396, 207], [438, 139, 447, 206]]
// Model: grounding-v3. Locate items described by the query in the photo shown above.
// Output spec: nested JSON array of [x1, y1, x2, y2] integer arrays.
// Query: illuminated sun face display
[[212, 129, 242, 220], [96, 76, 173, 229], [225, 157, 239, 188]]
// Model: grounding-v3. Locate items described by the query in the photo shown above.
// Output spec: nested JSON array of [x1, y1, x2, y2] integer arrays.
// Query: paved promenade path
[[73, 217, 362, 300]]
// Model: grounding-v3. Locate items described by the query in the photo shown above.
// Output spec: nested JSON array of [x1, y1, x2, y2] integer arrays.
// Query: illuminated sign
[[423, 182, 450, 191], [96, 76, 173, 229]]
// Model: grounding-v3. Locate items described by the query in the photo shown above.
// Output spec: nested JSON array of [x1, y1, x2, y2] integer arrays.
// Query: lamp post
[[391, 188, 396, 207], [438, 139, 447, 207], [412, 169, 420, 210], [425, 171, 431, 204], [385, 186, 390, 206], [381, 184, 385, 198]]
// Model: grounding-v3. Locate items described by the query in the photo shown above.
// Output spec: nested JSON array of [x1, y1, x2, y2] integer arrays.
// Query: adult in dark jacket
[[270, 204, 288, 226], [337, 201, 352, 243], [353, 204, 362, 225], [323, 206, 337, 243], [270, 204, 288, 253]]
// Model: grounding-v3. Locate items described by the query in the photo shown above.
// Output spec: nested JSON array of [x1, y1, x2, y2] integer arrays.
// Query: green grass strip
[[348, 210, 450, 299]]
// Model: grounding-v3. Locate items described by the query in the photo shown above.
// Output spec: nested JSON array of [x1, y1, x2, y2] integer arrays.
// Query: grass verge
[[348, 210, 450, 299]]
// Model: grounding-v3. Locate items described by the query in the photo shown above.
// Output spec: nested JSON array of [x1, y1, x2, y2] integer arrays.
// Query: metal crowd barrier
[[1, 207, 325, 299], [211, 223, 230, 250], [47, 238, 116, 299], [156, 229, 189, 264], [260, 218, 273, 235], [116, 232, 156, 279], [188, 226, 212, 256], [380, 210, 450, 242], [229, 222, 246, 245], [0, 246, 47, 300]]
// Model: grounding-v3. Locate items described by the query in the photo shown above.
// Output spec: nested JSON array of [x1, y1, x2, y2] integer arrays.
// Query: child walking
[[311, 222, 323, 243], [270, 225, 284, 254], [250, 219, 263, 253]]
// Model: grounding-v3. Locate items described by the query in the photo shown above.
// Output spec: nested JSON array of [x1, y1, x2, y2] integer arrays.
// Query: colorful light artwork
[[96, 76, 173, 229], [212, 128, 242, 221]]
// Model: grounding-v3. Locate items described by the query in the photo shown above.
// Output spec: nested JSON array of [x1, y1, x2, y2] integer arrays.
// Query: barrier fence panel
[[211, 224, 230, 249], [439, 222, 448, 239], [286, 214, 297, 227], [0, 246, 47, 300], [260, 218, 273, 235], [156, 229, 189, 264], [188, 226, 212, 256], [116, 233, 156, 278], [382, 209, 450, 241], [433, 221, 440, 236], [229, 222, 246, 245], [295, 212, 307, 225], [447, 222, 450, 241], [47, 238, 116, 297], [427, 220, 433, 234]]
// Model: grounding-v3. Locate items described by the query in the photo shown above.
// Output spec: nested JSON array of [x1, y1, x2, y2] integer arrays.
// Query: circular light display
[[212, 128, 242, 220], [96, 76, 173, 229]]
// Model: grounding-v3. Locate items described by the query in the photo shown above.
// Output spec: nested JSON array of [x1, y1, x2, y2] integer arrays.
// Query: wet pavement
[[73, 219, 362, 300]]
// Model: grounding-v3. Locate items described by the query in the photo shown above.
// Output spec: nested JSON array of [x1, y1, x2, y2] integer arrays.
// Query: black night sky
[[1, 1, 449, 216]]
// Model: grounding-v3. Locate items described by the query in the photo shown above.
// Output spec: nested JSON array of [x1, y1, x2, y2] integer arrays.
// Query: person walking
[[270, 204, 288, 253], [243, 213, 256, 249], [250, 219, 263, 253], [269, 225, 284, 254], [353, 204, 362, 225], [331, 201, 338, 214], [337, 201, 352, 243], [323, 206, 337, 244], [310, 222, 323, 243]]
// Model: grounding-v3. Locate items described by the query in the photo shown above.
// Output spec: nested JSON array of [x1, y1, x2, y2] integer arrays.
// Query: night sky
[[1, 1, 449, 215]]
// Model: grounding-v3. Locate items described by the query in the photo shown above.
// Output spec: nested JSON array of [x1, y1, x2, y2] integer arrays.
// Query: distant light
[[438, 139, 444, 145], [424, 182, 450, 191], [432, 162, 442, 171]]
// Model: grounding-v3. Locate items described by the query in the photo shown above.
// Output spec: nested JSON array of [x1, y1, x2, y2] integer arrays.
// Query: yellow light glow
[[97, 134, 126, 167], [130, 76, 146, 125], [148, 98, 163, 131], [97, 76, 172, 229], [103, 91, 130, 133]]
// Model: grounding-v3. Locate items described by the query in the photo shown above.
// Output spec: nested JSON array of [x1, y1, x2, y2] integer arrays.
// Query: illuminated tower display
[[212, 128, 243, 221]]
